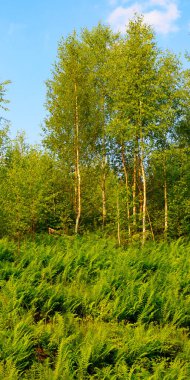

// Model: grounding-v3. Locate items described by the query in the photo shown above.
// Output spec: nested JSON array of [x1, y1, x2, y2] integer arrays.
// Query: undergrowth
[[0, 235, 190, 379]]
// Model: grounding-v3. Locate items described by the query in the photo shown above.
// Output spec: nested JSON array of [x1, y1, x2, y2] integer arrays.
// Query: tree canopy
[[0, 17, 189, 243]]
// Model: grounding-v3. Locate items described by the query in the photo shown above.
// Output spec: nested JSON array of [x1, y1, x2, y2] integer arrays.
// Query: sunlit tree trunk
[[74, 82, 81, 234], [164, 159, 168, 239], [102, 121, 107, 229], [164, 179, 168, 237], [133, 146, 137, 231], [140, 149, 146, 245], [139, 101, 146, 245], [121, 144, 131, 238]]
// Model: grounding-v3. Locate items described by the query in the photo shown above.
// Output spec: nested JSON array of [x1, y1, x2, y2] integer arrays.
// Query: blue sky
[[0, 0, 190, 144]]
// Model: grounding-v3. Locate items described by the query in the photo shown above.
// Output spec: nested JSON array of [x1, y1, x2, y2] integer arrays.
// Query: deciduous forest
[[0, 17, 190, 379]]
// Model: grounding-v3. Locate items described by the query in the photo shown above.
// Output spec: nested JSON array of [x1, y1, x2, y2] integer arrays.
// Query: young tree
[[44, 32, 95, 233], [108, 16, 183, 243], [81, 24, 118, 229], [42, 19, 186, 240]]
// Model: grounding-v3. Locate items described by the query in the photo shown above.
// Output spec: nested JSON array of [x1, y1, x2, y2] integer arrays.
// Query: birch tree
[[109, 16, 183, 243], [44, 32, 92, 233], [81, 24, 118, 228], [108, 17, 159, 242]]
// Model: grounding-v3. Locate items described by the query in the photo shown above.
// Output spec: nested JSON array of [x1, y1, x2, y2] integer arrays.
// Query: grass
[[0, 235, 190, 379]]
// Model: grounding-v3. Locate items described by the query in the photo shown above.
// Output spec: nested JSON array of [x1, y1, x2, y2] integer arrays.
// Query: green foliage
[[1, 19, 189, 240], [0, 133, 59, 239], [1, 236, 190, 378], [0, 80, 11, 111], [40, 17, 189, 239], [0, 18, 189, 377]]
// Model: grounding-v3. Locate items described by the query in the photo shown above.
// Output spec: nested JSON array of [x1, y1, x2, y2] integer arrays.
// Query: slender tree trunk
[[164, 180, 168, 236], [116, 183, 121, 246], [164, 160, 168, 238], [138, 165, 143, 217], [133, 151, 137, 230], [102, 134, 106, 229], [74, 168, 78, 214], [101, 99, 106, 229], [121, 144, 131, 238], [140, 144, 146, 245], [139, 101, 147, 245], [74, 82, 81, 234]]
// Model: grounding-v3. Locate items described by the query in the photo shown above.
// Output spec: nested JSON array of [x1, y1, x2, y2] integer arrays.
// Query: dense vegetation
[[0, 236, 190, 379], [0, 16, 190, 243], [0, 15, 190, 379]]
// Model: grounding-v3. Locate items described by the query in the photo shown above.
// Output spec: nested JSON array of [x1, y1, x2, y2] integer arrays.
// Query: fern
[[1, 236, 190, 378]]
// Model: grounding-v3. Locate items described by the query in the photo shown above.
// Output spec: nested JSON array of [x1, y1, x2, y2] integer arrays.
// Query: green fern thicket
[[0, 236, 190, 379]]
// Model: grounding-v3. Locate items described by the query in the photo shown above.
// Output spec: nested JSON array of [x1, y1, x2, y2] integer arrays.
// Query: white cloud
[[144, 3, 180, 33], [108, 4, 142, 32], [107, 0, 181, 35]]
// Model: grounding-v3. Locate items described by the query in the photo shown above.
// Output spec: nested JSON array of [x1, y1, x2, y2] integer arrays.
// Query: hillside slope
[[0, 236, 190, 379]]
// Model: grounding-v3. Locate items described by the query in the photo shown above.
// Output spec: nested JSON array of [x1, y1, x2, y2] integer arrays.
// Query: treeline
[[0, 16, 190, 243]]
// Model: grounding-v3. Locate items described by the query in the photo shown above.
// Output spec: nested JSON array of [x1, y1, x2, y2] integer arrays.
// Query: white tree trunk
[[74, 82, 81, 234], [121, 145, 131, 238]]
